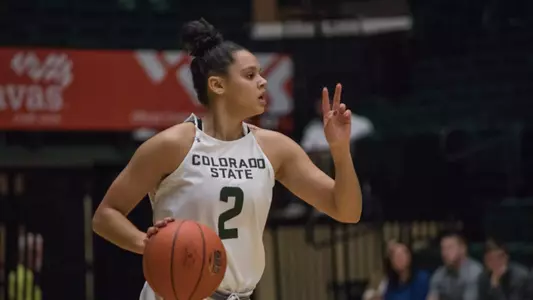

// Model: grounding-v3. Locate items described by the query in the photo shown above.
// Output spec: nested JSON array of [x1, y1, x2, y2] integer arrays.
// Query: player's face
[[440, 237, 465, 266], [223, 50, 268, 118]]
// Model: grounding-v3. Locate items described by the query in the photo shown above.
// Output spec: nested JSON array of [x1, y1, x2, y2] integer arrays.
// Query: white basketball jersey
[[143, 114, 275, 297]]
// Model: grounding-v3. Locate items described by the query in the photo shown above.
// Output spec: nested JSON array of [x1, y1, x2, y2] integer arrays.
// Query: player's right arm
[[92, 123, 194, 255]]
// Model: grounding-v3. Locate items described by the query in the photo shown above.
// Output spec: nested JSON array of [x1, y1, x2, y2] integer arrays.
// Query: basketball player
[[92, 18, 363, 300]]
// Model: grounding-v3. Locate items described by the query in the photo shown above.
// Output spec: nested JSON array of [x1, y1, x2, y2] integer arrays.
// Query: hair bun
[[181, 18, 223, 57]]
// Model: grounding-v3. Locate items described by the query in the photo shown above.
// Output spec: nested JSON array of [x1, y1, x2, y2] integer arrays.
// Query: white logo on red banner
[[0, 48, 293, 130], [0, 52, 73, 125]]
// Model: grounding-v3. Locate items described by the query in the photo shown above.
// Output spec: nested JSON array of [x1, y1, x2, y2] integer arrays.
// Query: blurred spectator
[[281, 99, 374, 218], [427, 231, 482, 300], [363, 240, 430, 300], [477, 239, 531, 300]]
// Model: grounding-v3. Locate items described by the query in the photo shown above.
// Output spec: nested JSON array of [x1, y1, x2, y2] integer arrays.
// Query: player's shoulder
[[248, 124, 293, 145], [248, 124, 301, 165], [138, 122, 196, 159], [156, 122, 196, 145]]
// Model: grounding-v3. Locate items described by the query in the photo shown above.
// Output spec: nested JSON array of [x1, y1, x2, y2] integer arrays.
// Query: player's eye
[[246, 73, 255, 79]]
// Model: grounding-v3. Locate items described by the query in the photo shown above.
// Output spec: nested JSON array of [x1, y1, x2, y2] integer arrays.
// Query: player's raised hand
[[322, 83, 352, 149]]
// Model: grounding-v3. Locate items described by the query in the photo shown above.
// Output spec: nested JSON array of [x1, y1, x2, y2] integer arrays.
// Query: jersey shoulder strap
[[184, 114, 203, 130]]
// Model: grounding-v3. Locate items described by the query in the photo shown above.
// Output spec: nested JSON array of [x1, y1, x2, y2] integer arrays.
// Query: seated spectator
[[427, 231, 483, 300], [478, 239, 530, 300], [363, 240, 430, 300]]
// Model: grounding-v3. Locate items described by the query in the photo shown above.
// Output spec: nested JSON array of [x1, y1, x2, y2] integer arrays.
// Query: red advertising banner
[[0, 48, 293, 130]]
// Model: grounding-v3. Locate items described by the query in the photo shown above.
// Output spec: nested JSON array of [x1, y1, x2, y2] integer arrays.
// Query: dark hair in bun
[[180, 18, 244, 106], [181, 18, 223, 57]]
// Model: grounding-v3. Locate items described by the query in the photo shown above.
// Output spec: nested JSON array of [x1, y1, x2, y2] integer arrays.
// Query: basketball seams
[[170, 220, 186, 300], [189, 223, 207, 300]]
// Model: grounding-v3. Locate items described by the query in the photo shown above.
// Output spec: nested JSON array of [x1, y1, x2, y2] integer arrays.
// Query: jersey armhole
[[149, 121, 198, 204]]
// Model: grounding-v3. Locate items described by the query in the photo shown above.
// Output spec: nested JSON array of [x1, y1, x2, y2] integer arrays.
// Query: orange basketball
[[143, 220, 227, 300]]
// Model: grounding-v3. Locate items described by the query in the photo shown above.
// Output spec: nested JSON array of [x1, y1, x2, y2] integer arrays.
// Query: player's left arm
[[274, 132, 361, 223], [275, 84, 362, 223]]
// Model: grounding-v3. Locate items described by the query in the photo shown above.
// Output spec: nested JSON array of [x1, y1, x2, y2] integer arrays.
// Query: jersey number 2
[[218, 187, 244, 240]]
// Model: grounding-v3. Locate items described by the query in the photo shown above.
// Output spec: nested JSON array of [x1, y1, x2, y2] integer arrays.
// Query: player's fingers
[[321, 87, 331, 116], [339, 103, 347, 114], [332, 83, 342, 110], [154, 219, 170, 228], [146, 227, 158, 238], [343, 109, 352, 118], [147, 227, 156, 236], [323, 110, 334, 125], [163, 217, 174, 223]]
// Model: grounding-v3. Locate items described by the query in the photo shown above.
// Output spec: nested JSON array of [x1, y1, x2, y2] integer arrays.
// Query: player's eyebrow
[[241, 65, 262, 73]]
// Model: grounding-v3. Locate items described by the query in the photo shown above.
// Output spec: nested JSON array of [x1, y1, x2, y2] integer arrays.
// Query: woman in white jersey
[[92, 18, 363, 300]]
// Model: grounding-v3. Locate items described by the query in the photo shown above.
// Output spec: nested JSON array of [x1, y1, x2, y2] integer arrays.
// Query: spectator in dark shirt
[[363, 240, 429, 300], [478, 239, 530, 300], [384, 241, 430, 300]]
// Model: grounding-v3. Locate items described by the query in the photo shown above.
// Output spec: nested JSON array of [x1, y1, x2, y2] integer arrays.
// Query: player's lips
[[258, 92, 267, 106]]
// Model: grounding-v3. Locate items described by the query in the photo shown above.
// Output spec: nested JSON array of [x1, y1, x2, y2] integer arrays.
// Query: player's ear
[[208, 75, 225, 96]]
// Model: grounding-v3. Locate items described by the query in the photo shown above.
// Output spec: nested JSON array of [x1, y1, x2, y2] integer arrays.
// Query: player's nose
[[258, 75, 267, 89]]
